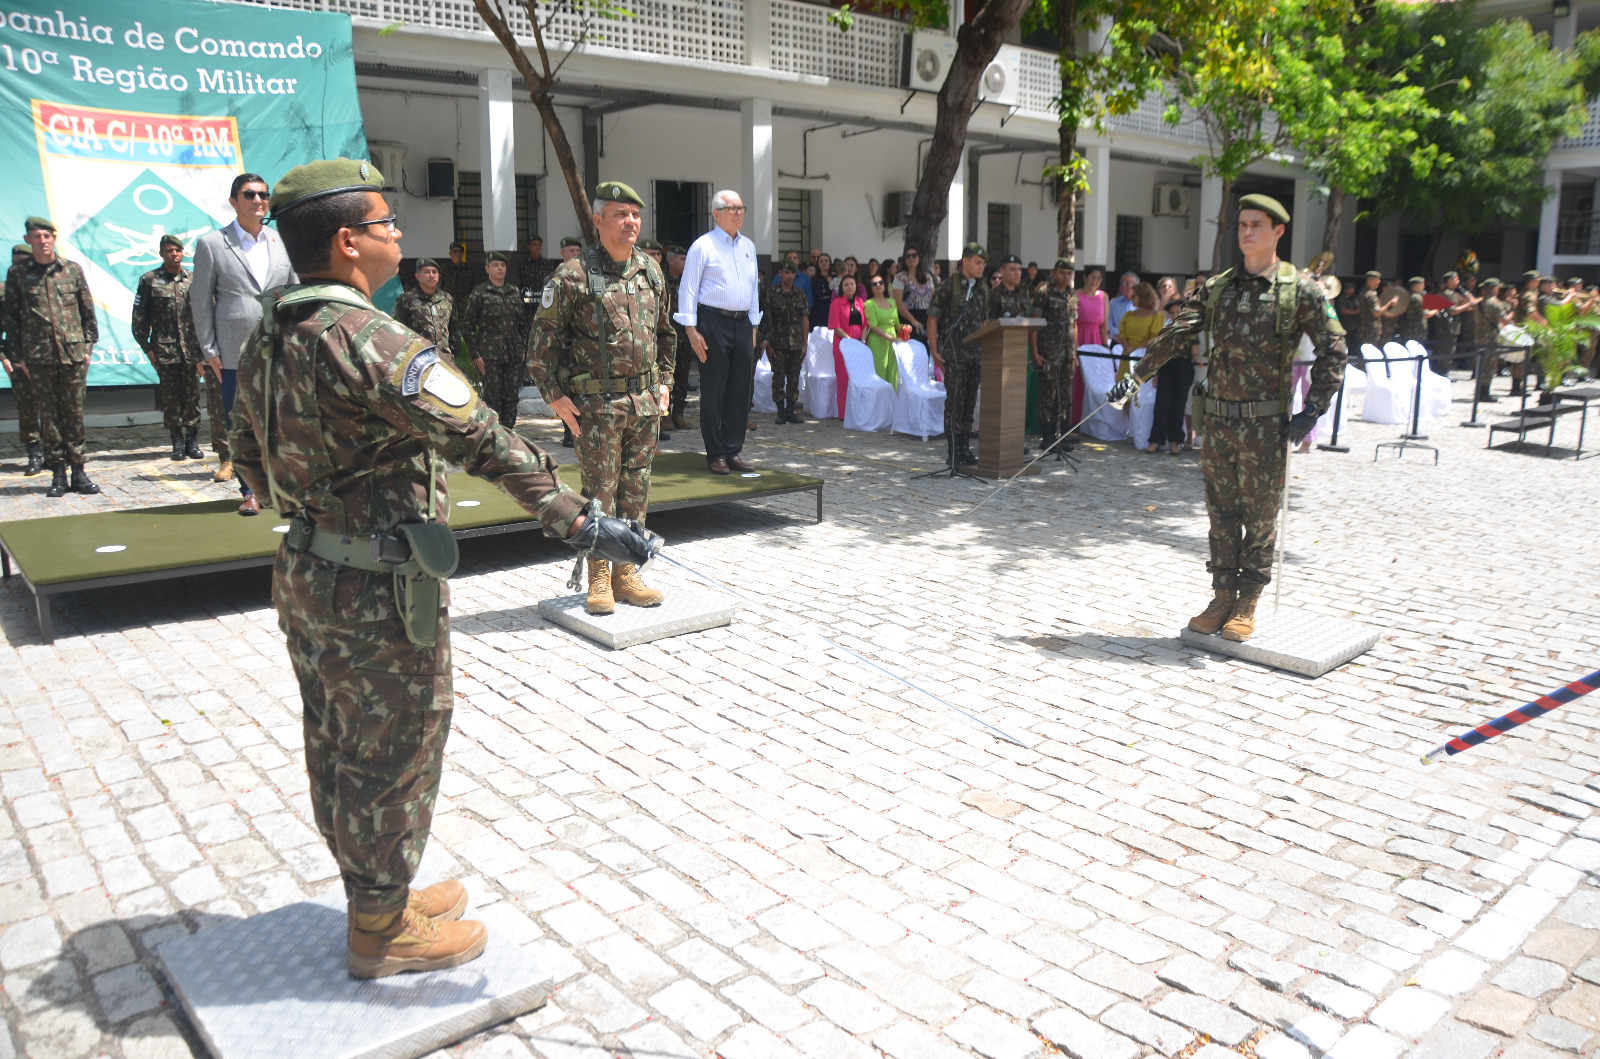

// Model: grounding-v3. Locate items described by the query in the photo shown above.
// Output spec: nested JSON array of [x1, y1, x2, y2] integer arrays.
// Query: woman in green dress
[[864, 275, 901, 389]]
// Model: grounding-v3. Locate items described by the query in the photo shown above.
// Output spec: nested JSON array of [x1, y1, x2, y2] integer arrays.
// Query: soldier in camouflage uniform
[[529, 181, 676, 616], [131, 234, 205, 463], [462, 251, 527, 428], [1398, 276, 1428, 345], [229, 159, 655, 979], [1431, 270, 1473, 370], [2, 216, 100, 497], [927, 242, 990, 467], [517, 236, 555, 323], [758, 260, 809, 425], [441, 241, 476, 329], [1109, 194, 1344, 643], [394, 258, 467, 385], [2, 243, 43, 475], [1474, 277, 1510, 401], [1033, 257, 1078, 448], [665, 244, 695, 430], [1510, 270, 1543, 396], [1352, 270, 1384, 355]]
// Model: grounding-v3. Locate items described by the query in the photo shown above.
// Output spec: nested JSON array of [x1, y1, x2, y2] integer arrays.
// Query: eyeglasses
[[715, 206, 747, 214], [323, 215, 398, 237], [236, 190, 269, 201]]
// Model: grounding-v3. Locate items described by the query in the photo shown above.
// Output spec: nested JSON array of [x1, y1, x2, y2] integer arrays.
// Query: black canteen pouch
[[393, 522, 458, 649]]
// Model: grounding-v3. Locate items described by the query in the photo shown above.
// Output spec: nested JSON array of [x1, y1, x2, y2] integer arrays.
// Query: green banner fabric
[[0, 0, 365, 387]]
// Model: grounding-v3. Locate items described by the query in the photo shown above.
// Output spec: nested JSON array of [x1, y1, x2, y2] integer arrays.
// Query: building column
[[479, 68, 516, 252], [1290, 177, 1311, 266], [942, 142, 966, 260], [746, 0, 770, 68], [1538, 168, 1562, 276], [741, 99, 775, 257], [1555, 3, 1578, 50], [1198, 175, 1223, 272], [1082, 144, 1111, 269]]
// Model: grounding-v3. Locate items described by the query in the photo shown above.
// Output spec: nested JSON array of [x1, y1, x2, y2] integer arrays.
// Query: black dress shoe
[[658, 430, 672, 441], [708, 458, 731, 475], [727, 456, 756, 473]]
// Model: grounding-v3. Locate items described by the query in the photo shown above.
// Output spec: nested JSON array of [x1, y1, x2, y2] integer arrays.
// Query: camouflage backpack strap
[[1274, 260, 1301, 395], [583, 245, 610, 386], [1203, 267, 1237, 344]]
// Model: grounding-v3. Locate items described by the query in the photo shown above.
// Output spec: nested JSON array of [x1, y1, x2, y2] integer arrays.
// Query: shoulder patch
[[422, 361, 473, 407], [398, 345, 440, 396], [541, 281, 555, 309]]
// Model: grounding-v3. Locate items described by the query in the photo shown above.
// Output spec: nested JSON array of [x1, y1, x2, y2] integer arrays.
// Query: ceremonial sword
[[964, 393, 1125, 516], [1422, 669, 1600, 764]]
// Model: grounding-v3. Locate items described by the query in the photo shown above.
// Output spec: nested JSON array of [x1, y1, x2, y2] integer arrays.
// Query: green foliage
[[1522, 310, 1600, 388]]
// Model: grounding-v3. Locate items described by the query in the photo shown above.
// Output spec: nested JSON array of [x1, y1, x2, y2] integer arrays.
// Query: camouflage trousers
[[1201, 415, 1288, 593], [153, 361, 201, 431], [203, 369, 230, 461], [669, 334, 694, 417], [767, 344, 803, 408], [943, 349, 981, 448], [6, 363, 39, 446], [32, 360, 87, 467], [481, 358, 522, 429], [278, 557, 451, 917], [575, 411, 658, 521], [1035, 352, 1075, 433]]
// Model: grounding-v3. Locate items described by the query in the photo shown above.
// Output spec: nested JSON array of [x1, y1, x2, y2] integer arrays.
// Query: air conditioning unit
[[367, 141, 405, 192], [884, 191, 916, 228], [977, 45, 1021, 108], [427, 159, 457, 199], [903, 31, 957, 92], [1153, 184, 1193, 217]]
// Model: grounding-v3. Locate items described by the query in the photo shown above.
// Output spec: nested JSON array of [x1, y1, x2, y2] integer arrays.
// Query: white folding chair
[[752, 352, 777, 413], [1124, 346, 1158, 448], [891, 339, 945, 439], [1361, 344, 1413, 424], [1405, 339, 1453, 418], [838, 338, 894, 432], [1076, 344, 1131, 440], [801, 328, 838, 420]]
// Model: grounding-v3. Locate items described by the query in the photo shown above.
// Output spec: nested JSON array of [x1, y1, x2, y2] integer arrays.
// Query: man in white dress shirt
[[674, 189, 761, 474]]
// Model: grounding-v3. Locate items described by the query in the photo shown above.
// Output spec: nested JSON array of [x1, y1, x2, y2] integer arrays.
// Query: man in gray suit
[[190, 172, 296, 514]]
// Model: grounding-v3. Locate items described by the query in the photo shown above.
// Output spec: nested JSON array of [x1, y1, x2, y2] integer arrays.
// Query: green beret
[[449, 241, 466, 252], [1408, 276, 1425, 286], [1364, 270, 1383, 279], [595, 181, 644, 208], [268, 158, 385, 218], [486, 251, 509, 264], [962, 242, 987, 261], [1238, 194, 1289, 224], [778, 259, 796, 272], [1522, 269, 1540, 281], [1053, 257, 1074, 271], [1000, 254, 1022, 266], [561, 236, 582, 248], [1480, 276, 1501, 288], [638, 239, 662, 251], [12, 243, 32, 256], [1442, 270, 1458, 280], [23, 216, 54, 233], [159, 234, 184, 251], [414, 257, 440, 271]]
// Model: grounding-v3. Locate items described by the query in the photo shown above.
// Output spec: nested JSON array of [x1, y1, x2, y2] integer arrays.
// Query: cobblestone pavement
[[2, 375, 1600, 1059]]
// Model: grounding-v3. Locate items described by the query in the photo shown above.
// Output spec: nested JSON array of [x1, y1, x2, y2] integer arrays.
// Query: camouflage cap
[[1480, 276, 1501, 288], [11, 243, 30, 256], [1522, 269, 1540, 281], [485, 251, 509, 264], [595, 181, 644, 207], [1541, 275, 1557, 285], [23, 216, 54, 233], [1569, 277, 1586, 285], [414, 257, 440, 271], [637, 238, 662, 251], [1053, 257, 1074, 271], [561, 236, 583, 248], [962, 242, 987, 261], [159, 234, 184, 251], [1237, 193, 1289, 224], [1000, 254, 1023, 266], [1408, 276, 1425, 286], [268, 158, 384, 218]]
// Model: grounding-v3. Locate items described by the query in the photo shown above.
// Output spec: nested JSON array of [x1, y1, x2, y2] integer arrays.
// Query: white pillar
[[942, 143, 966, 260], [1082, 144, 1111, 269], [741, 99, 775, 256], [1555, 4, 1578, 50], [746, 0, 770, 68], [1198, 175, 1223, 272], [1290, 178, 1311, 266], [479, 68, 516, 252], [1538, 168, 1562, 276]]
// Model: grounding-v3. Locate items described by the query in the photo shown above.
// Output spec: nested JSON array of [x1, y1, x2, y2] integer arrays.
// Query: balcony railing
[[1559, 96, 1600, 150]]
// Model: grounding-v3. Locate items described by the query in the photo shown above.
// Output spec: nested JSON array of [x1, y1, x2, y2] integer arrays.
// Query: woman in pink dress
[[828, 275, 865, 418], [1073, 266, 1108, 420]]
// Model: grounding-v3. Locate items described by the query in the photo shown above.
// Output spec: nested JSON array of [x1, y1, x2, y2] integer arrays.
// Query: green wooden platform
[[0, 452, 822, 642]]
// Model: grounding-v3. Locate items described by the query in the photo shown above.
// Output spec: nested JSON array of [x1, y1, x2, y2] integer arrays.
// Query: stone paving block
[[1456, 912, 1534, 962], [874, 1020, 971, 1059], [1228, 979, 1312, 1030], [1491, 955, 1568, 998], [798, 977, 896, 1033], [961, 969, 1052, 1019], [1228, 948, 1302, 993], [717, 1024, 804, 1059], [943, 1007, 1042, 1059], [1415, 949, 1489, 996], [0, 916, 62, 971], [1155, 953, 1241, 1000], [1454, 985, 1538, 1037], [648, 979, 742, 1040], [1080, 920, 1170, 965], [1098, 1001, 1192, 1056], [1401, 1019, 1497, 1059], [1074, 953, 1162, 1000], [1549, 980, 1600, 1024], [558, 974, 647, 1034], [1028, 969, 1119, 1016], [1527, 1013, 1593, 1052], [785, 1020, 877, 1059], [1254, 1033, 1310, 1059], [1367, 986, 1449, 1038], [1322, 1023, 1402, 1059], [1033, 1007, 1140, 1059], [1510, 787, 1590, 819], [1296, 976, 1375, 1019], [1150, 991, 1256, 1046], [723, 975, 810, 1032], [1577, 956, 1600, 986], [1294, 945, 1392, 993], [1397, 878, 1482, 921]]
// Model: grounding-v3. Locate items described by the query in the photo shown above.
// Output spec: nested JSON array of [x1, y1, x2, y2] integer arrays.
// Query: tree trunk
[[1321, 187, 1345, 257], [903, 0, 1034, 265], [530, 93, 597, 246], [1055, 0, 1077, 282], [1209, 177, 1233, 271]]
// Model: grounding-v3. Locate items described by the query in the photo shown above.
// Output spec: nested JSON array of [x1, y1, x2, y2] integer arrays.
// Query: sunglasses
[[236, 190, 269, 201]]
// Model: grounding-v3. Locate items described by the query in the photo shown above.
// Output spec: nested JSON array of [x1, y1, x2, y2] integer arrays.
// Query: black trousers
[[1151, 358, 1195, 446], [697, 310, 753, 462]]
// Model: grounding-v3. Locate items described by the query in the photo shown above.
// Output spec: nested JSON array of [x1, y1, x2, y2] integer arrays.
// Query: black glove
[[569, 514, 662, 567], [1285, 403, 1320, 444], [1106, 376, 1139, 405], [1192, 377, 1208, 399]]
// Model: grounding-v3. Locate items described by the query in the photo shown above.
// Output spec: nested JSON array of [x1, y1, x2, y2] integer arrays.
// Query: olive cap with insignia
[[1237, 193, 1289, 224], [638, 238, 662, 251], [665, 243, 686, 255], [561, 236, 582, 248], [1053, 257, 1074, 271], [268, 158, 385, 218], [1522, 269, 1540, 281], [778, 259, 796, 273], [11, 243, 31, 255], [1365, 270, 1383, 279], [1408, 276, 1425, 286], [23, 216, 55, 233], [449, 240, 466, 252], [486, 251, 509, 264], [1442, 270, 1459, 280], [159, 234, 184, 251], [595, 181, 645, 207], [415, 257, 440, 270], [1000, 254, 1023, 266], [962, 242, 987, 261], [1480, 276, 1501, 288]]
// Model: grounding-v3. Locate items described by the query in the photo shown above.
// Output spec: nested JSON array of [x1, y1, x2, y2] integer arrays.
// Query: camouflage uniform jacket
[[1354, 288, 1380, 348], [759, 286, 810, 350], [1478, 296, 1510, 345], [393, 288, 456, 358], [1398, 292, 1427, 343], [1515, 288, 1540, 324], [527, 247, 676, 417], [441, 263, 477, 323], [518, 257, 556, 322], [927, 275, 989, 357], [988, 284, 1034, 321], [130, 267, 200, 366], [1034, 285, 1077, 360], [1433, 288, 1468, 341], [2, 257, 96, 364], [229, 281, 584, 626], [462, 282, 527, 363], [1138, 266, 1346, 413]]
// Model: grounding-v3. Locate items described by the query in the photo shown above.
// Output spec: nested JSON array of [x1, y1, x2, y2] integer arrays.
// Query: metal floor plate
[[538, 586, 735, 649], [1179, 606, 1380, 678], [155, 891, 550, 1059]]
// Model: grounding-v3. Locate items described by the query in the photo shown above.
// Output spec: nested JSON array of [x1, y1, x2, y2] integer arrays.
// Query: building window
[[986, 203, 1014, 259], [1353, 197, 1378, 275], [454, 172, 540, 250], [655, 181, 709, 250], [1114, 214, 1143, 276], [778, 189, 816, 255], [1472, 232, 1505, 275], [1400, 233, 1433, 282], [517, 177, 540, 245]]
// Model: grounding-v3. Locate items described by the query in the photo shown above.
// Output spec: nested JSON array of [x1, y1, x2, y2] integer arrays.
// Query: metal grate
[[777, 188, 814, 253], [769, 0, 902, 87], [1561, 96, 1600, 150], [1016, 49, 1058, 118]]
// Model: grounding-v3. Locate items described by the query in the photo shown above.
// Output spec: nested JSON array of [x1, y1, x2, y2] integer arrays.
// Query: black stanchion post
[[1462, 345, 1486, 428], [1404, 352, 1428, 440], [1318, 370, 1349, 453]]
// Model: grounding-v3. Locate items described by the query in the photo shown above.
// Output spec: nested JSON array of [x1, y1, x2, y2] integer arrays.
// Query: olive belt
[[1204, 397, 1287, 420], [564, 365, 661, 396], [284, 519, 422, 577]]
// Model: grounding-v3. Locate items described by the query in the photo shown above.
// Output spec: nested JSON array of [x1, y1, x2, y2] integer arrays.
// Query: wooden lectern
[[963, 316, 1046, 478]]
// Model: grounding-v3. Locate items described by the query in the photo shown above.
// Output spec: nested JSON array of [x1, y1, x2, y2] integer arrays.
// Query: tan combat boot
[[1221, 593, 1260, 642], [612, 563, 664, 607], [347, 907, 487, 979], [213, 460, 235, 483], [1187, 590, 1236, 635], [408, 879, 468, 922], [586, 557, 614, 615]]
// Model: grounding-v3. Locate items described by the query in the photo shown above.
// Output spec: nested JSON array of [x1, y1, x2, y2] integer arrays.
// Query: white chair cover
[[838, 338, 894, 432], [1361, 343, 1414, 424], [1311, 362, 1363, 438], [1404, 339, 1453, 418], [802, 328, 838, 419], [892, 339, 945, 438], [752, 352, 777, 413], [1124, 346, 1158, 449], [1076, 344, 1130, 440]]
